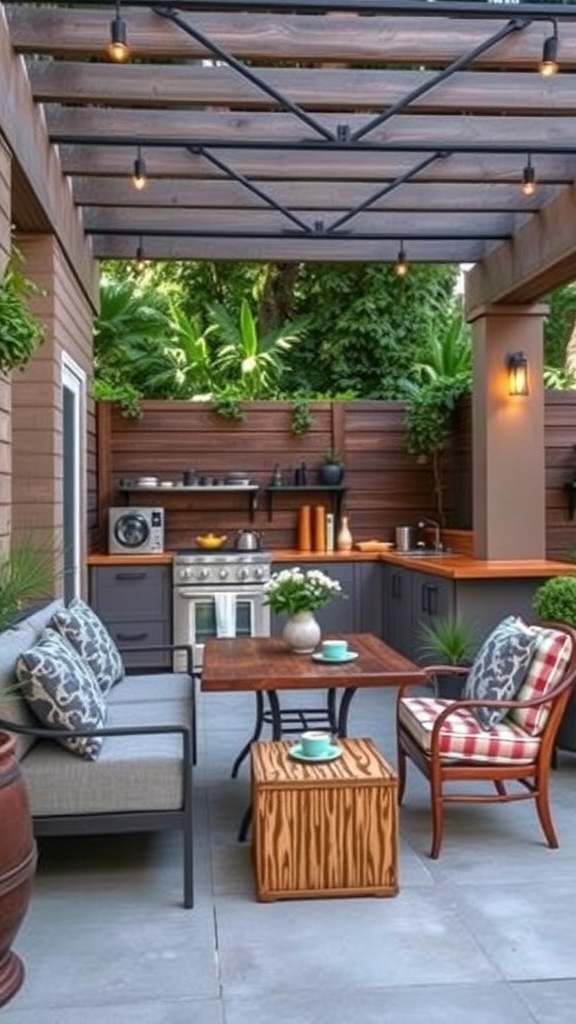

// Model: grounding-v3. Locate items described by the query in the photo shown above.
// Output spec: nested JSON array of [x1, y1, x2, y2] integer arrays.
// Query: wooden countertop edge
[[87, 550, 576, 579]]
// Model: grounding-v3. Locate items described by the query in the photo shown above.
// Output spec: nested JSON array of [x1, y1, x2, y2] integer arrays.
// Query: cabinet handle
[[115, 572, 147, 581], [392, 573, 401, 599], [116, 631, 148, 642], [422, 584, 439, 616]]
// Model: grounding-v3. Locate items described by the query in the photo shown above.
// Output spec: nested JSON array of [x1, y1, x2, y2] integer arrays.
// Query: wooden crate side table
[[251, 737, 398, 901]]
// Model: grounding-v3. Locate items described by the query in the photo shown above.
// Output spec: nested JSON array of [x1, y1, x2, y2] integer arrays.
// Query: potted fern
[[417, 615, 480, 698]]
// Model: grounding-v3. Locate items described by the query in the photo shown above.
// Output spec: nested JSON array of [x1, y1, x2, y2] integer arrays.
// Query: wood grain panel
[[252, 738, 398, 900]]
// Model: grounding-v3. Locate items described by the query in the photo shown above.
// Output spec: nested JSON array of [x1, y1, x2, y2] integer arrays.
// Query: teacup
[[321, 639, 349, 661], [300, 730, 331, 758]]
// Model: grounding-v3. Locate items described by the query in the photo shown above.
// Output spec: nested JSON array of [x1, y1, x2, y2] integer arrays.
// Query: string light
[[395, 242, 408, 277], [108, 0, 129, 62], [521, 154, 536, 197], [132, 146, 147, 191]]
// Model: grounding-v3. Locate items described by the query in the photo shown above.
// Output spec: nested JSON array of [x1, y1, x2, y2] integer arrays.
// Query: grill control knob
[[238, 567, 249, 581], [253, 566, 264, 579], [198, 567, 210, 580], [219, 568, 229, 580], [180, 567, 192, 580]]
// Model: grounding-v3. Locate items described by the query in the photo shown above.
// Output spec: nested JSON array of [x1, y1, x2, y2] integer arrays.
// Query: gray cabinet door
[[355, 562, 384, 637], [411, 571, 455, 661], [90, 565, 172, 669], [270, 561, 356, 636], [382, 564, 414, 657]]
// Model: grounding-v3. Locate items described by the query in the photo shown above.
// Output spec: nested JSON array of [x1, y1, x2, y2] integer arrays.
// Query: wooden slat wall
[[98, 400, 441, 553], [98, 394, 576, 559], [0, 137, 12, 551]]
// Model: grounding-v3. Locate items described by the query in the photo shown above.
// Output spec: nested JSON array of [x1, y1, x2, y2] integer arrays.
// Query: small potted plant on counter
[[319, 449, 344, 486], [417, 615, 480, 698]]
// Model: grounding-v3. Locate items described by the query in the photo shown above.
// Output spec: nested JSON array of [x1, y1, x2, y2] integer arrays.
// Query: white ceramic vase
[[283, 610, 321, 654]]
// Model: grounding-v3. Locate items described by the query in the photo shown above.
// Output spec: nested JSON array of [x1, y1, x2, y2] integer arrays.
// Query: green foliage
[[0, 245, 45, 374], [324, 448, 343, 464], [211, 388, 245, 422], [284, 263, 459, 398], [91, 378, 144, 419], [532, 576, 576, 628], [417, 615, 480, 665], [399, 307, 473, 522], [544, 283, 576, 371], [291, 394, 313, 435], [0, 540, 57, 630], [209, 297, 306, 400]]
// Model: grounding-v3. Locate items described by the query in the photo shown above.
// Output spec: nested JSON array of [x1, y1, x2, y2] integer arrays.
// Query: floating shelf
[[119, 484, 259, 520], [264, 485, 347, 522]]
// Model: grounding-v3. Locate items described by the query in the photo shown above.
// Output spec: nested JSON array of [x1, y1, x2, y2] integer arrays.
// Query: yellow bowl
[[196, 534, 228, 550]]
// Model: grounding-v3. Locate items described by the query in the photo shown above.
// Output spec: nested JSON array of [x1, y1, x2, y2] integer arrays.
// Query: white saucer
[[311, 651, 359, 664], [288, 743, 343, 763]]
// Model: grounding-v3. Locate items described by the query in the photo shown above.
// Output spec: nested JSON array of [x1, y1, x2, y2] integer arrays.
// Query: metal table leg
[[231, 691, 265, 778], [336, 686, 357, 735]]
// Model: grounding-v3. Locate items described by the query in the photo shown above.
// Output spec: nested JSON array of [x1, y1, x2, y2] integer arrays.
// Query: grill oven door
[[173, 584, 271, 671]]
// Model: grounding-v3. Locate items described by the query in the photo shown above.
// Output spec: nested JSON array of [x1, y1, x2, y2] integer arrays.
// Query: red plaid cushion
[[509, 626, 572, 736], [399, 697, 540, 764]]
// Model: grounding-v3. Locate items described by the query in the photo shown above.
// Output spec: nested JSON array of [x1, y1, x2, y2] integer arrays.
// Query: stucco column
[[469, 303, 547, 560]]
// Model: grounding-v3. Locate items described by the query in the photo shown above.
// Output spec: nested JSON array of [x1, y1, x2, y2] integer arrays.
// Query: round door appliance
[[108, 507, 165, 555]]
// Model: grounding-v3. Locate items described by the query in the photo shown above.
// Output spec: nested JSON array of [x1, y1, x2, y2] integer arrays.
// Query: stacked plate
[[136, 476, 158, 487], [225, 472, 251, 485]]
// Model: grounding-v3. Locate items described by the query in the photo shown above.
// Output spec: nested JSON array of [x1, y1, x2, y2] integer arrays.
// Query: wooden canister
[[313, 504, 326, 552], [0, 731, 37, 1007], [297, 504, 312, 551]]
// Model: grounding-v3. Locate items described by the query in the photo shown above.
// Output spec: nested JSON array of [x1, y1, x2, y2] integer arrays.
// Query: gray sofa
[[0, 599, 195, 908]]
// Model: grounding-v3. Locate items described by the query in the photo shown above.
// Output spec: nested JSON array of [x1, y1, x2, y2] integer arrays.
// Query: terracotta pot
[[0, 731, 37, 1008]]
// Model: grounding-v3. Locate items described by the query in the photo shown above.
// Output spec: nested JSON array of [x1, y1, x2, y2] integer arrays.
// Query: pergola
[[3, 0, 576, 309], [2, 0, 575, 562]]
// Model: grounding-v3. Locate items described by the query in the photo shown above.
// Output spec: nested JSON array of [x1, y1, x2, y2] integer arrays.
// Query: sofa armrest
[[0, 715, 193, 765]]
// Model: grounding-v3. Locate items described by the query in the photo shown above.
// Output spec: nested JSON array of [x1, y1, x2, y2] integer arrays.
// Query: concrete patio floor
[[4, 684, 576, 1023]]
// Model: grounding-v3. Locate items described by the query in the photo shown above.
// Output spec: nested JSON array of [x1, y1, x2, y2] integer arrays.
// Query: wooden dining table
[[201, 632, 427, 775]]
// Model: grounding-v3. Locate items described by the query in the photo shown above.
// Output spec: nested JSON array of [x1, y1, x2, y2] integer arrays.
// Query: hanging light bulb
[[539, 22, 559, 78], [135, 237, 146, 272], [132, 146, 147, 191], [395, 242, 408, 277], [109, 0, 129, 63], [521, 154, 536, 197]]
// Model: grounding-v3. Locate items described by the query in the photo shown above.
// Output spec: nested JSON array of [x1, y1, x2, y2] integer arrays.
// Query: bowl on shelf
[[196, 533, 228, 550]]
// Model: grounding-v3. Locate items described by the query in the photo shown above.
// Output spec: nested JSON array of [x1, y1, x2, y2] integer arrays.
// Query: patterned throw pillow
[[51, 598, 124, 695], [16, 629, 106, 760], [510, 625, 573, 736], [463, 616, 537, 729]]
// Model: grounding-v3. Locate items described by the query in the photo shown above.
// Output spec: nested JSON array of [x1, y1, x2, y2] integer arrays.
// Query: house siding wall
[[11, 235, 95, 592]]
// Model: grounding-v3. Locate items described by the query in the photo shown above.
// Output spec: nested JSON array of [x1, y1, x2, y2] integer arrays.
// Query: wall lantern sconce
[[508, 351, 529, 396], [109, 0, 130, 62]]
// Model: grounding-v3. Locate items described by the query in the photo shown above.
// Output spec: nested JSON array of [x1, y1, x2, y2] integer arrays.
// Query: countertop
[[87, 550, 576, 579]]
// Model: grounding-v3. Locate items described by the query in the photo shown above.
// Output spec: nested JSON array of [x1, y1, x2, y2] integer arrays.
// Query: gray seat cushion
[[22, 698, 190, 816]]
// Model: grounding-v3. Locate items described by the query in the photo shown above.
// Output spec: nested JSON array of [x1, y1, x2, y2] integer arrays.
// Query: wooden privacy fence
[[95, 396, 576, 558]]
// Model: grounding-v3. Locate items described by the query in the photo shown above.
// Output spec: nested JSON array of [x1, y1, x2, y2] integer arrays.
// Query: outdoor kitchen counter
[[271, 550, 576, 579], [86, 551, 576, 579]]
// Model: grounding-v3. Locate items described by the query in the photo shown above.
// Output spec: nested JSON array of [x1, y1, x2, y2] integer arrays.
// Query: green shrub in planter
[[532, 575, 576, 753], [532, 575, 576, 628]]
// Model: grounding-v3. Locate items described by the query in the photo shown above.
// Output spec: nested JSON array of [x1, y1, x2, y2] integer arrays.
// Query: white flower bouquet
[[263, 567, 343, 615]]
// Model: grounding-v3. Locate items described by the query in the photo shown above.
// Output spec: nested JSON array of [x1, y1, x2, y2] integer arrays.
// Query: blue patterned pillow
[[51, 599, 124, 695], [16, 629, 106, 760], [463, 616, 537, 729]]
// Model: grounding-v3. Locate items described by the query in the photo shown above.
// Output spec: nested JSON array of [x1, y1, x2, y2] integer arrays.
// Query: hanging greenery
[[0, 244, 45, 374]]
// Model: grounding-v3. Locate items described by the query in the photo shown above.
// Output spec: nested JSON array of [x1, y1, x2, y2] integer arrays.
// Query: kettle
[[235, 529, 262, 551]]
